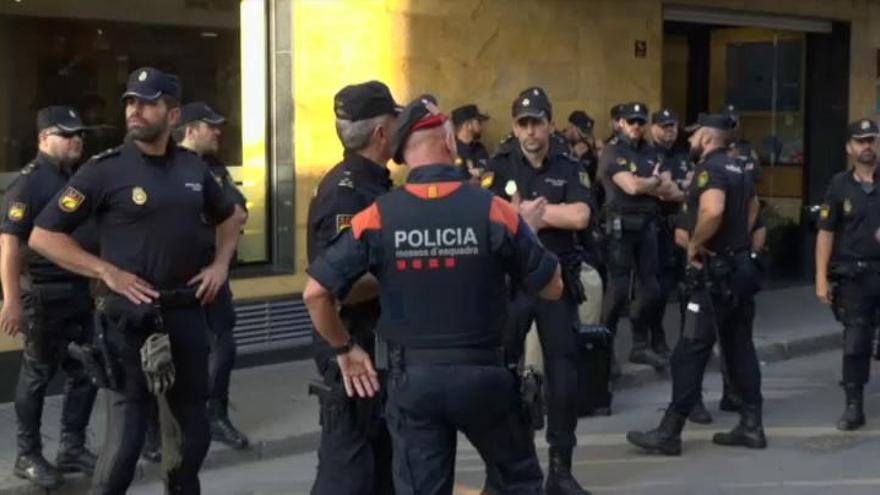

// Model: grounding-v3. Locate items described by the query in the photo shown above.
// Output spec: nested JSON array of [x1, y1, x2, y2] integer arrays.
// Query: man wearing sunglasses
[[599, 102, 672, 374], [0, 106, 98, 489], [815, 118, 880, 431]]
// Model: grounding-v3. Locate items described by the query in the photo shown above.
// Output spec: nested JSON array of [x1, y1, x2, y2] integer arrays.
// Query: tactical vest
[[373, 184, 509, 349]]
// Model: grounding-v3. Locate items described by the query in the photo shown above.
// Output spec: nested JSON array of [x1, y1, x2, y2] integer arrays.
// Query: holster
[[560, 258, 586, 304], [67, 341, 111, 389], [519, 366, 545, 431]]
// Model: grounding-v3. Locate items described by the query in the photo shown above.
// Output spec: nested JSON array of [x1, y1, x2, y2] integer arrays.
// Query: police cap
[[687, 112, 737, 132], [390, 94, 447, 164], [848, 119, 880, 140], [334, 81, 401, 121], [512, 87, 552, 121], [179, 101, 226, 126], [618, 102, 649, 123], [651, 108, 679, 126], [568, 110, 594, 135], [451, 104, 489, 126], [36, 106, 84, 133], [122, 67, 182, 103]]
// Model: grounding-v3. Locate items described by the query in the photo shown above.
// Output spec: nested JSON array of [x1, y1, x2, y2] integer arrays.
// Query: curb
[[0, 330, 842, 494]]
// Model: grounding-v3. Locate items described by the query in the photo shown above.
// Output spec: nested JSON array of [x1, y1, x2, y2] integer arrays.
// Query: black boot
[[629, 331, 668, 370], [626, 409, 686, 456], [688, 401, 713, 425], [545, 447, 591, 495], [14, 452, 64, 489], [837, 383, 866, 431], [209, 399, 249, 450], [55, 433, 97, 474], [712, 405, 767, 449], [719, 392, 744, 413]]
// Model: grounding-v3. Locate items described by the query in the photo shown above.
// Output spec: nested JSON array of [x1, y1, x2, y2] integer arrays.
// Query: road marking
[[724, 478, 880, 488]]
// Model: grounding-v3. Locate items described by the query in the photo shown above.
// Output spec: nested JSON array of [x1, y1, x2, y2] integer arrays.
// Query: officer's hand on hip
[[0, 298, 23, 337], [188, 262, 229, 305], [337, 344, 380, 399], [101, 265, 159, 305]]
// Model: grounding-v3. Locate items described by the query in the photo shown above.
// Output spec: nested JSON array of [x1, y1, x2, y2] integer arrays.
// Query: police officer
[[29, 67, 244, 494], [176, 101, 250, 448], [627, 113, 765, 455], [563, 111, 598, 186], [599, 102, 670, 371], [303, 94, 559, 495], [815, 118, 880, 431], [647, 109, 689, 360], [452, 104, 491, 178], [306, 81, 398, 495], [0, 106, 98, 489], [486, 87, 592, 495]]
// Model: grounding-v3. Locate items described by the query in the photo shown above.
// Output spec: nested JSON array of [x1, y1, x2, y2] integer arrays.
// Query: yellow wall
[[236, 0, 880, 299]]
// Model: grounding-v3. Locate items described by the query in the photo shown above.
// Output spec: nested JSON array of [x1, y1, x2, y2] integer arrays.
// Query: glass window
[[0, 0, 269, 265]]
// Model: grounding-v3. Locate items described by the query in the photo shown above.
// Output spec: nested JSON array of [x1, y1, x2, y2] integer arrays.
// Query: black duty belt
[[156, 287, 200, 309], [391, 346, 506, 367]]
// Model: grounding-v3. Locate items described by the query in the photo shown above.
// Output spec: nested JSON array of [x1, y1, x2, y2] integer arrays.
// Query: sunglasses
[[47, 130, 85, 139], [626, 118, 646, 126]]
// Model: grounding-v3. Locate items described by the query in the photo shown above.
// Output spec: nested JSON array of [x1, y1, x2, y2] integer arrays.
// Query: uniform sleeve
[[219, 168, 248, 211], [817, 180, 841, 232], [488, 197, 559, 294], [0, 176, 37, 240], [600, 146, 628, 179], [202, 165, 235, 226], [34, 162, 105, 234], [309, 185, 369, 262], [697, 163, 728, 193], [307, 229, 371, 301], [484, 157, 509, 198], [564, 161, 592, 205]]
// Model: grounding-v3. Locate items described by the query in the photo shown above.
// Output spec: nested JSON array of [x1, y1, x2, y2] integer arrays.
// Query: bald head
[[689, 126, 730, 159], [401, 120, 457, 168]]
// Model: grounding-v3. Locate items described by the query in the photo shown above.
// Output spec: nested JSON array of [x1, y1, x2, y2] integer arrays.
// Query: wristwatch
[[331, 337, 355, 356]]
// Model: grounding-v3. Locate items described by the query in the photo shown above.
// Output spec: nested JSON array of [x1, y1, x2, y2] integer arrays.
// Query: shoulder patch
[[819, 204, 830, 220], [579, 172, 591, 188], [7, 202, 26, 222], [58, 186, 85, 212], [336, 214, 353, 233], [697, 170, 709, 188], [480, 171, 495, 189]]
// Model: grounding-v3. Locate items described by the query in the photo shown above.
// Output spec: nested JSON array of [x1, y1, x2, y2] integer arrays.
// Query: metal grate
[[233, 297, 313, 354]]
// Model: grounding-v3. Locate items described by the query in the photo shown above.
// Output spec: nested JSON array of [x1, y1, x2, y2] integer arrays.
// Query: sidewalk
[[0, 285, 841, 494]]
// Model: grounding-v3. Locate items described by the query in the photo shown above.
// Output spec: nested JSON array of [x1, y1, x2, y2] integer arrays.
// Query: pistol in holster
[[519, 366, 545, 431]]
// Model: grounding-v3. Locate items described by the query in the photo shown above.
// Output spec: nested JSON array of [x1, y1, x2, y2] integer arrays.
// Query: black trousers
[[206, 283, 237, 404], [311, 364, 394, 495], [91, 306, 210, 495], [669, 289, 762, 417], [602, 221, 661, 341], [15, 284, 96, 455], [836, 273, 880, 385], [508, 292, 580, 449], [384, 364, 542, 495]]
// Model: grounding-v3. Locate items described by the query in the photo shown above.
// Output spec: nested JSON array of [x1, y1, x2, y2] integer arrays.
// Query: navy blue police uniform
[[452, 104, 491, 177], [484, 88, 594, 494], [173, 101, 250, 449], [598, 102, 666, 368], [306, 81, 397, 495], [817, 119, 880, 429], [34, 68, 236, 495], [3, 106, 99, 486], [651, 109, 692, 357], [627, 113, 765, 455], [308, 96, 556, 494]]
